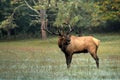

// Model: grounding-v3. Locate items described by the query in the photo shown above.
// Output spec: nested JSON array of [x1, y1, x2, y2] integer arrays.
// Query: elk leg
[[96, 56, 99, 68], [93, 55, 99, 68], [95, 47, 99, 68], [65, 54, 73, 69], [90, 54, 99, 68]]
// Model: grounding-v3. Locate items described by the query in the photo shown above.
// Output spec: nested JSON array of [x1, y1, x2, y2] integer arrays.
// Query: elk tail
[[93, 38, 100, 46]]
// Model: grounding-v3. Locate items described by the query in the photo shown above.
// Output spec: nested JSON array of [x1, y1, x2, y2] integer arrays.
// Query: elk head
[[43, 26, 73, 52], [43, 25, 73, 45]]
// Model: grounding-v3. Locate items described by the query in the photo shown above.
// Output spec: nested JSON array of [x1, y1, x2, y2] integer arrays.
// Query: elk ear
[[68, 34, 71, 37], [66, 34, 71, 38]]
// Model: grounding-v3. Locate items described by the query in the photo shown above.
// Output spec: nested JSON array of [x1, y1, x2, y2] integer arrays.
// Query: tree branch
[[38, 0, 41, 4], [11, 4, 25, 18], [29, 14, 40, 17], [24, 0, 40, 15], [32, 0, 37, 5]]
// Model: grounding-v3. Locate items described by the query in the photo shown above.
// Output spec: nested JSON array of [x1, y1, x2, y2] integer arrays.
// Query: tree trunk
[[41, 20, 47, 40], [40, 10, 47, 40], [78, 28, 82, 36], [7, 30, 11, 39], [0, 30, 3, 39]]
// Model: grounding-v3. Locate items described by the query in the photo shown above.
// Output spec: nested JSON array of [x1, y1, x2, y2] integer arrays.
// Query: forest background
[[0, 0, 120, 40]]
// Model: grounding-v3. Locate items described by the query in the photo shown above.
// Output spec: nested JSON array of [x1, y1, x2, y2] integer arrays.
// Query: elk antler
[[42, 27, 60, 35], [67, 25, 74, 35]]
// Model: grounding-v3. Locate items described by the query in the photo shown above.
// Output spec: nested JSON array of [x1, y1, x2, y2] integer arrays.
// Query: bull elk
[[43, 27, 100, 69]]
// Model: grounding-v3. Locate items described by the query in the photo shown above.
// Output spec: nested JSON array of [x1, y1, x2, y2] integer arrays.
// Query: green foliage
[[0, 16, 17, 31], [0, 0, 24, 31], [98, 0, 120, 21], [0, 0, 120, 39], [0, 1, 26, 31], [54, 0, 104, 28]]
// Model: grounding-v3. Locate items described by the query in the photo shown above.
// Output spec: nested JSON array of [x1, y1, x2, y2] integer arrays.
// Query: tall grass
[[0, 34, 120, 80]]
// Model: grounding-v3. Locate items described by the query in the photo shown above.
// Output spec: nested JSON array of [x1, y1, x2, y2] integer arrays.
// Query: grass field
[[0, 34, 120, 80]]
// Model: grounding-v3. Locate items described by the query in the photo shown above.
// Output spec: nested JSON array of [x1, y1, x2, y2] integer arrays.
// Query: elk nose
[[67, 39, 71, 44], [67, 39, 70, 42]]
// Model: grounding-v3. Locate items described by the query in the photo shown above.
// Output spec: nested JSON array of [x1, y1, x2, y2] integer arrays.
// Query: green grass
[[0, 34, 120, 80]]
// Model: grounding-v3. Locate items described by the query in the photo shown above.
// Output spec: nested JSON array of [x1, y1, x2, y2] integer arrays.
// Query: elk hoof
[[67, 64, 70, 69], [97, 65, 99, 69]]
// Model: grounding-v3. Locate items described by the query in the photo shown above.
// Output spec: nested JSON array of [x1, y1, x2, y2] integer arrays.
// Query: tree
[[54, 0, 104, 32], [0, 0, 22, 39], [0, 0, 33, 39], [98, 0, 120, 21], [96, 0, 120, 32], [24, 0, 48, 40]]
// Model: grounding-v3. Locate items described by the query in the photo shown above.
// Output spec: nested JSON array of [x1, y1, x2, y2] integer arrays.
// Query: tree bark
[[40, 10, 47, 40], [7, 30, 11, 39], [41, 20, 47, 40], [24, 0, 47, 40]]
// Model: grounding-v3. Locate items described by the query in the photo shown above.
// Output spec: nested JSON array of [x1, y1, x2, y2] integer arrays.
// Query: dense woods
[[0, 0, 120, 40]]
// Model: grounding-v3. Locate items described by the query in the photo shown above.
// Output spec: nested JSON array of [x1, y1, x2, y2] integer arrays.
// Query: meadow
[[0, 34, 120, 80]]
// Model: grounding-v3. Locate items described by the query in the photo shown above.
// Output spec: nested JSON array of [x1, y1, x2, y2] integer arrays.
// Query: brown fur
[[58, 35, 100, 69]]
